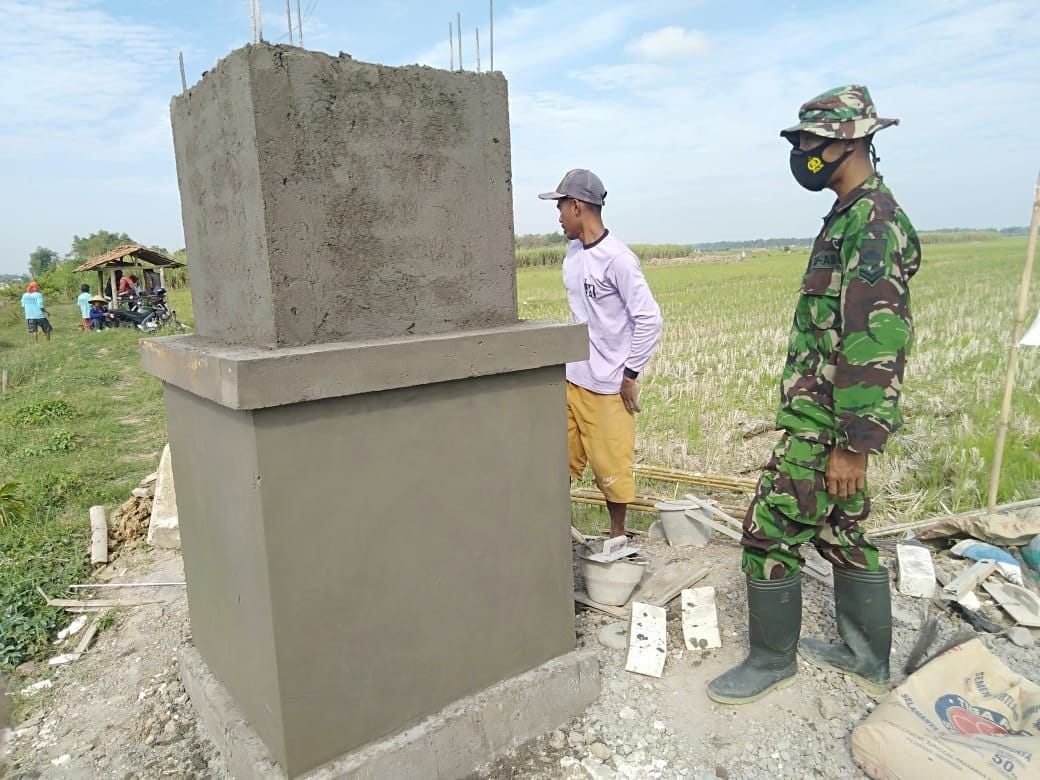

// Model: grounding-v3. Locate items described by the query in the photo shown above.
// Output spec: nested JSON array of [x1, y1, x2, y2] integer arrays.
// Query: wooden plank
[[686, 510, 742, 542], [74, 618, 100, 654], [625, 602, 667, 678], [574, 590, 627, 618], [36, 586, 160, 609]]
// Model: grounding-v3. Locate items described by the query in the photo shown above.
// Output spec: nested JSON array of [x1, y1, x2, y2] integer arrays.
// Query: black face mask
[[789, 138, 853, 192]]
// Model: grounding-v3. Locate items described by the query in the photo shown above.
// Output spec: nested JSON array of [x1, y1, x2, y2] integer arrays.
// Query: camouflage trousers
[[741, 435, 880, 580]]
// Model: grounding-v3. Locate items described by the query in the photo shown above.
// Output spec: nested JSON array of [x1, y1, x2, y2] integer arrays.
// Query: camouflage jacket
[[777, 174, 921, 454]]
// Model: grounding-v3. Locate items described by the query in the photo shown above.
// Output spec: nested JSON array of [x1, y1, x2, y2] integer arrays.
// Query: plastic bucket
[[580, 556, 648, 606], [655, 500, 710, 547]]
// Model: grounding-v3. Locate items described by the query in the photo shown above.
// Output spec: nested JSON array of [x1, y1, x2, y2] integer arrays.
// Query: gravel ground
[[4, 535, 1037, 779], [480, 536, 1040, 780]]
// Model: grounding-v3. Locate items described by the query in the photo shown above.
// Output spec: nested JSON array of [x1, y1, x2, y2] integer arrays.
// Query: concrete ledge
[[179, 643, 600, 779], [142, 321, 587, 410]]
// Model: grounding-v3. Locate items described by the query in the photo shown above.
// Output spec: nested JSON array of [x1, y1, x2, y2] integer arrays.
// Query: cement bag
[[852, 639, 1040, 779]]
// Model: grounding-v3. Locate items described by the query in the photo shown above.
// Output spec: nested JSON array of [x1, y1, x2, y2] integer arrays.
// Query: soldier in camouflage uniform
[[708, 85, 920, 705]]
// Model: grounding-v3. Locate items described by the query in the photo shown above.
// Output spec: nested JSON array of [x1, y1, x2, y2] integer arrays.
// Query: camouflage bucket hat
[[780, 84, 898, 140]]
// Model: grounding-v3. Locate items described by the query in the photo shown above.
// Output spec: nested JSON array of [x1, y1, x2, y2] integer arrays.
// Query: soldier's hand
[[826, 448, 867, 501], [620, 376, 641, 414]]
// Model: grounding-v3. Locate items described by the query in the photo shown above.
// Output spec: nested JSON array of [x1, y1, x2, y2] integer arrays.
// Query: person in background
[[539, 169, 663, 538], [77, 284, 92, 331], [117, 273, 137, 299], [21, 282, 52, 344], [88, 295, 113, 330]]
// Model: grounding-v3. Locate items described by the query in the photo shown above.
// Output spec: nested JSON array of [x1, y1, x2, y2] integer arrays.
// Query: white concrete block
[[897, 544, 936, 598], [682, 586, 721, 650], [147, 444, 181, 549], [625, 602, 667, 678]]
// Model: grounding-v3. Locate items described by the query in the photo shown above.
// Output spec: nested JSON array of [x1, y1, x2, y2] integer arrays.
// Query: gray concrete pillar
[[143, 45, 587, 777]]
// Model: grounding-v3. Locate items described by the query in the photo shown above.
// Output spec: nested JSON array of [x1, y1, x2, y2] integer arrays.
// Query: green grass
[[0, 290, 193, 667], [2, 239, 1037, 660], [518, 238, 1040, 534]]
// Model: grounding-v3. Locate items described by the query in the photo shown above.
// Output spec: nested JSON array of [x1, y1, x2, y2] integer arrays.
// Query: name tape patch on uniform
[[809, 249, 840, 269], [858, 238, 888, 285]]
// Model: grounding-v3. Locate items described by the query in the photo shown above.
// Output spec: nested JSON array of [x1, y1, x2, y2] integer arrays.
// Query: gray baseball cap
[[538, 169, 607, 206]]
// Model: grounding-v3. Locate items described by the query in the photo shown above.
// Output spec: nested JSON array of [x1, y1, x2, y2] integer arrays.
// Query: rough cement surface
[[171, 44, 519, 348], [164, 366, 577, 774], [142, 321, 587, 409], [179, 643, 599, 780], [147, 444, 181, 549]]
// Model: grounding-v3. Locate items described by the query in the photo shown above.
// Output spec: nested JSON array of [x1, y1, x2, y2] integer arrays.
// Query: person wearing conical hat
[[708, 85, 921, 705]]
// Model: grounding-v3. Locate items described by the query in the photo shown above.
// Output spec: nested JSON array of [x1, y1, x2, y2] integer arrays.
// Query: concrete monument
[[142, 44, 597, 778]]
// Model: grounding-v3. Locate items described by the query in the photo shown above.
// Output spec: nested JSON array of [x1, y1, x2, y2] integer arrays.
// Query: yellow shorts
[[566, 381, 636, 504]]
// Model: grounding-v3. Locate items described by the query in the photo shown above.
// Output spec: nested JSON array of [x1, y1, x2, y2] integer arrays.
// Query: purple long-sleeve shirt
[[563, 231, 663, 394]]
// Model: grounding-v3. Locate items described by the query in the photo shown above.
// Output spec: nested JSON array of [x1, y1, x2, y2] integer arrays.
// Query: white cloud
[[625, 26, 709, 61]]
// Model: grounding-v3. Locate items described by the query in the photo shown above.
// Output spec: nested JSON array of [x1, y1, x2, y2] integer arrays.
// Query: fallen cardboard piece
[[897, 544, 937, 598], [919, 509, 1040, 546], [852, 638, 1040, 779], [625, 602, 667, 677], [980, 580, 1040, 627], [681, 587, 721, 650]]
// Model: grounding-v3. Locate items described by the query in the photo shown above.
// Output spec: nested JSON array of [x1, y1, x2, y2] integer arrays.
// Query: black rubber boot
[[799, 566, 892, 695], [707, 575, 801, 704]]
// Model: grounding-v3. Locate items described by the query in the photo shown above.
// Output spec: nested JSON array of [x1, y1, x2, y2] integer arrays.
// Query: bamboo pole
[[285, 0, 293, 44], [489, 0, 494, 71], [987, 171, 1040, 513], [296, 0, 303, 46], [178, 52, 187, 92], [449, 22, 454, 70]]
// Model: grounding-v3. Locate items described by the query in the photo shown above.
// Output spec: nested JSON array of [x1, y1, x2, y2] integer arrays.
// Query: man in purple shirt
[[540, 169, 663, 537]]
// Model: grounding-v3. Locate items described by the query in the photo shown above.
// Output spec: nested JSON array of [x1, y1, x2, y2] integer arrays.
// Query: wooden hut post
[[159, 267, 167, 289], [96, 270, 104, 297], [109, 268, 119, 308]]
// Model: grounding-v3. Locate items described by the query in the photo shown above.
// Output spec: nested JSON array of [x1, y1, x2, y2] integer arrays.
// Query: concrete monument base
[[144, 323, 587, 775], [179, 643, 600, 779]]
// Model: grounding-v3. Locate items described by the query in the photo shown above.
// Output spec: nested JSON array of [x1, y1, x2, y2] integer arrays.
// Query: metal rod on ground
[[449, 22, 454, 70], [489, 0, 494, 70], [178, 52, 187, 92], [296, 0, 303, 46], [70, 582, 186, 590], [457, 12, 463, 70], [987, 170, 1040, 514], [475, 28, 480, 72]]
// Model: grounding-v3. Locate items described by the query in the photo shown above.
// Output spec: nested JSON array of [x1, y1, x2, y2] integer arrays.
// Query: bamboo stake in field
[[285, 0, 293, 44], [987, 170, 1040, 514], [449, 22, 454, 70], [296, 0, 303, 46], [475, 28, 481, 72], [178, 52, 187, 92], [489, 0, 494, 70]]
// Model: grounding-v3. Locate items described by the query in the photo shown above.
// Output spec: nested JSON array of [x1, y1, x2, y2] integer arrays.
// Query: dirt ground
[[4, 534, 1038, 779]]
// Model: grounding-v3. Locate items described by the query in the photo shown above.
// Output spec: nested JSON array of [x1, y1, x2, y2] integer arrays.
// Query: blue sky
[[2, 0, 1039, 274]]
